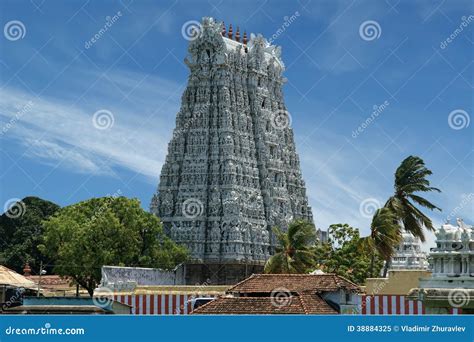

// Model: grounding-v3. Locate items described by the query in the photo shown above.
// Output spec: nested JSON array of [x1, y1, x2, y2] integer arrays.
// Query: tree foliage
[[365, 156, 441, 277], [385, 155, 441, 242], [264, 220, 317, 274], [314, 223, 383, 284], [0, 196, 60, 274], [39, 196, 188, 296]]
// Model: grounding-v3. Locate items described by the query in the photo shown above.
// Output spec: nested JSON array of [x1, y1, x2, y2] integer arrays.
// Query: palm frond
[[401, 211, 425, 241], [370, 208, 401, 260], [402, 199, 436, 233], [266, 220, 317, 274], [264, 252, 285, 273], [408, 194, 442, 211]]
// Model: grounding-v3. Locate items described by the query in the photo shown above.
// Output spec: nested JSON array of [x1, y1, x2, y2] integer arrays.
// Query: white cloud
[[0, 67, 185, 183], [23, 137, 111, 176], [299, 134, 386, 235]]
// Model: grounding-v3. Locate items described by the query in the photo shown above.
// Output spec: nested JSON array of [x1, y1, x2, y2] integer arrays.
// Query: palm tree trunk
[[382, 259, 391, 277], [369, 253, 375, 278]]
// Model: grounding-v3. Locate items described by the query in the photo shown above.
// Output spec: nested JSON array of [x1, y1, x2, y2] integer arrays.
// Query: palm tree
[[361, 156, 441, 278], [378, 156, 441, 276], [264, 220, 317, 274], [384, 155, 441, 241], [361, 207, 400, 278]]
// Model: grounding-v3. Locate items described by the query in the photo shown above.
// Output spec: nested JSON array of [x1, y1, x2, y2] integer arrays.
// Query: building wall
[[358, 295, 461, 315], [111, 292, 460, 315], [365, 270, 432, 295], [101, 265, 186, 288], [321, 289, 359, 314], [114, 293, 218, 315], [185, 263, 264, 285]]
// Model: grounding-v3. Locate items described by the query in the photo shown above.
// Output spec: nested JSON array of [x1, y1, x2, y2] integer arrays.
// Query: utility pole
[[37, 261, 43, 297]]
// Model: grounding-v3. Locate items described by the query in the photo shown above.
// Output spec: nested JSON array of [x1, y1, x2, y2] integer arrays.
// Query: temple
[[151, 18, 314, 284], [388, 229, 428, 271], [408, 219, 474, 314], [421, 218, 474, 286]]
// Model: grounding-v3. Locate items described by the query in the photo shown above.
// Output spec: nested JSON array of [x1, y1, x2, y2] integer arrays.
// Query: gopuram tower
[[151, 17, 314, 284]]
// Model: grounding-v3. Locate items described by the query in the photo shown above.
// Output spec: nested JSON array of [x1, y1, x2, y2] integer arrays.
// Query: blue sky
[[0, 0, 472, 250]]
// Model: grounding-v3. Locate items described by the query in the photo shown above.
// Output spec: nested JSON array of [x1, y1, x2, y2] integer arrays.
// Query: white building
[[419, 219, 474, 288], [408, 219, 474, 313], [389, 229, 429, 271]]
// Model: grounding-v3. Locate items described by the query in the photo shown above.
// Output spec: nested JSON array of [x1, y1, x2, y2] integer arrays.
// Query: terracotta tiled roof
[[227, 274, 360, 294], [192, 295, 337, 315], [26, 275, 71, 287], [0, 266, 36, 289], [25, 275, 91, 296]]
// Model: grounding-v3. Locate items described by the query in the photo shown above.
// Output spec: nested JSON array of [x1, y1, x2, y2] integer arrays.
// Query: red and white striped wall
[[113, 293, 461, 315], [114, 293, 216, 315], [359, 295, 461, 315]]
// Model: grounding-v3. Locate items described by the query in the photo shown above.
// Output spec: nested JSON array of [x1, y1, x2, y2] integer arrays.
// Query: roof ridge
[[334, 274, 360, 288], [298, 293, 310, 314], [190, 295, 218, 314], [300, 293, 338, 315], [226, 273, 257, 293]]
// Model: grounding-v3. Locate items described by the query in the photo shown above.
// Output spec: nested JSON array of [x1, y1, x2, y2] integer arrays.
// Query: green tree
[[381, 155, 441, 275], [264, 220, 317, 274], [39, 196, 188, 296], [314, 223, 383, 284], [0, 196, 60, 274], [385, 155, 441, 241], [360, 208, 400, 278]]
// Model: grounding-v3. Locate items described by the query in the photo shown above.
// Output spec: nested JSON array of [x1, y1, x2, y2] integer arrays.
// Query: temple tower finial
[[221, 21, 226, 36]]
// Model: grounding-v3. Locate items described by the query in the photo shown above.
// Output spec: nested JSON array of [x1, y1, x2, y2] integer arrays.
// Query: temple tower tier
[[151, 17, 314, 284], [386, 229, 429, 272]]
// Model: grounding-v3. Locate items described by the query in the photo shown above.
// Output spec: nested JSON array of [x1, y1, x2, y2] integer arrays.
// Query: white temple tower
[[409, 219, 474, 314], [388, 229, 428, 271], [421, 218, 474, 285], [151, 18, 313, 284]]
